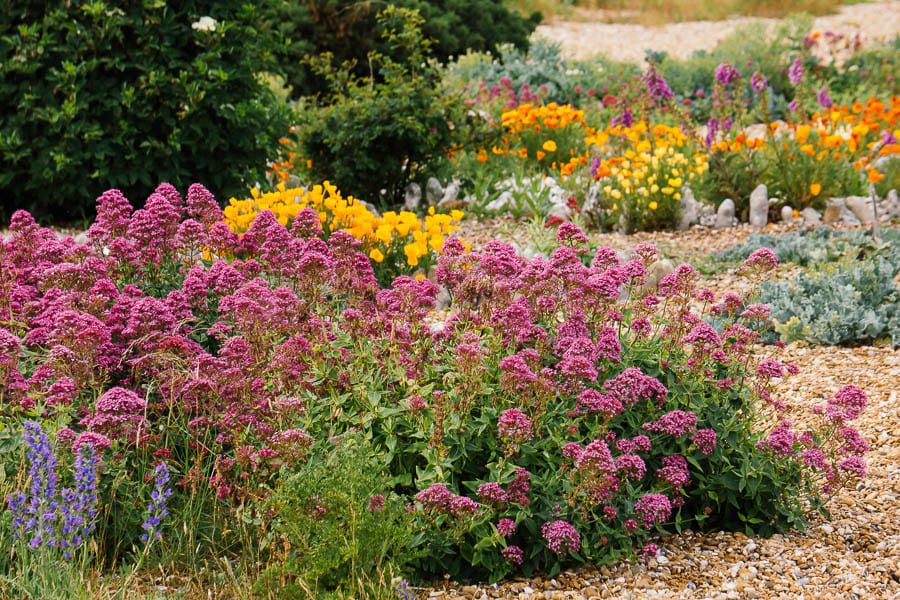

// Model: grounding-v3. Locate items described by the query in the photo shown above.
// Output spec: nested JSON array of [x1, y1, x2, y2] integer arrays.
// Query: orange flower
[[810, 183, 822, 196], [867, 167, 885, 183]]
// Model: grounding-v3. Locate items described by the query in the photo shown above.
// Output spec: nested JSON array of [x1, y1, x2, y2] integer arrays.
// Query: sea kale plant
[[716, 229, 900, 346], [0, 186, 871, 589]]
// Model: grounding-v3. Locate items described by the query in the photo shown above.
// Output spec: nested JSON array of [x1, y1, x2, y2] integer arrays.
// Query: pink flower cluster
[[541, 520, 581, 556], [415, 483, 481, 518]]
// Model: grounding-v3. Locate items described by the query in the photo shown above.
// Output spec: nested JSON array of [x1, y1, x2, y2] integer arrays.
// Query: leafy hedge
[[0, 1, 290, 222], [261, 0, 540, 99]]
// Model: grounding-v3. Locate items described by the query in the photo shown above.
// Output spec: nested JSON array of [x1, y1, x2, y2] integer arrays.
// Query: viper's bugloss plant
[[0, 184, 871, 586]]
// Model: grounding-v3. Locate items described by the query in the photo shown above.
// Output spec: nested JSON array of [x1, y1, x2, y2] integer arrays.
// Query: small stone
[[426, 177, 443, 204], [547, 203, 571, 222], [844, 195, 875, 224], [485, 191, 513, 213], [404, 182, 422, 211], [749, 184, 768, 227], [437, 181, 461, 209], [824, 198, 844, 224], [677, 186, 701, 230], [801, 207, 822, 225], [780, 205, 794, 223], [715, 198, 736, 228]]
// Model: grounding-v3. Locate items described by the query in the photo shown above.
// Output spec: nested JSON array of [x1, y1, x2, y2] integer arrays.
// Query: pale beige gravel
[[536, 1, 900, 62], [421, 219, 900, 600]]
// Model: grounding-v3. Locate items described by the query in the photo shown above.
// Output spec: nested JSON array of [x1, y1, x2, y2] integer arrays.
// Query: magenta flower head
[[692, 429, 718, 455], [825, 385, 868, 422], [556, 222, 589, 250], [789, 58, 804, 85], [541, 520, 581, 556], [643, 64, 673, 103], [742, 247, 778, 273], [502, 545, 524, 565], [497, 518, 517, 537], [633, 493, 672, 528], [750, 71, 767, 93], [817, 86, 833, 110], [497, 408, 534, 450], [714, 63, 741, 86]]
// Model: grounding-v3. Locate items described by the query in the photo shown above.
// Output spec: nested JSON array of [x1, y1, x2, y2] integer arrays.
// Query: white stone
[[780, 206, 794, 223], [749, 184, 768, 228], [715, 198, 736, 228], [404, 182, 422, 211], [844, 195, 875, 224]]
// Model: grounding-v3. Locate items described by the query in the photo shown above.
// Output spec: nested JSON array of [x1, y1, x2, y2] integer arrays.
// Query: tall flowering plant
[[0, 187, 871, 586]]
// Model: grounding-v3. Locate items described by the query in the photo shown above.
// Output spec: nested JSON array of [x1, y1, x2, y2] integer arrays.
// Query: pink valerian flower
[[642, 543, 659, 560], [630, 435, 651, 452], [449, 496, 480, 517], [575, 439, 616, 475], [185, 183, 224, 226], [616, 454, 647, 481], [692, 429, 718, 455], [575, 389, 623, 419], [81, 387, 148, 443], [682, 322, 722, 353], [415, 483, 454, 512], [742, 248, 778, 273], [634, 493, 672, 528], [602, 505, 617, 520], [629, 317, 652, 339], [623, 518, 638, 533], [556, 222, 589, 251], [594, 327, 622, 364], [591, 247, 621, 270], [630, 242, 659, 267], [756, 359, 784, 379], [760, 423, 796, 456], [541, 520, 581, 556], [477, 482, 508, 505], [656, 455, 691, 489], [498, 353, 538, 393], [72, 431, 112, 452], [643, 410, 698, 438], [502, 545, 524, 565], [268, 429, 314, 464], [407, 396, 427, 414], [740, 304, 771, 321], [824, 386, 867, 422], [506, 468, 531, 505], [657, 264, 698, 298], [837, 456, 866, 479], [802, 447, 828, 470], [368, 494, 385, 513], [497, 518, 517, 537], [603, 368, 667, 405], [839, 427, 869, 455], [497, 408, 534, 448], [562, 442, 584, 462]]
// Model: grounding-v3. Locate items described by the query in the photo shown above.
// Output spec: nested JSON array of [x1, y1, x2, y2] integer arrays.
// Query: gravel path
[[536, 1, 900, 61], [423, 221, 900, 600]]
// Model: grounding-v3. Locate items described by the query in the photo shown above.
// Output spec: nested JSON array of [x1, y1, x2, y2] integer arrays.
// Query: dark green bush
[[0, 1, 291, 222], [296, 7, 463, 207], [262, 0, 540, 99]]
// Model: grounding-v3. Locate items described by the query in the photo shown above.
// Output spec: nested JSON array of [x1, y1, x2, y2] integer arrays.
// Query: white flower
[[191, 16, 217, 32]]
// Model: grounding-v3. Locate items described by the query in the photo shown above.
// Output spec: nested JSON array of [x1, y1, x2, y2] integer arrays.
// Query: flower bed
[[0, 186, 872, 595]]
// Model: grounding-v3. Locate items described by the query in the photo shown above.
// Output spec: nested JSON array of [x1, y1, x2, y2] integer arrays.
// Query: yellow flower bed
[[224, 182, 464, 269]]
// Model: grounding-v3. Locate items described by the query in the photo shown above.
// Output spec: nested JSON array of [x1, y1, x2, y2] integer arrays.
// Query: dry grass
[[511, 0, 851, 24]]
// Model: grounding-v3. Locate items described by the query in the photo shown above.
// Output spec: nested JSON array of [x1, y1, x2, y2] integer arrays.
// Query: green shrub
[[0, 1, 291, 222], [257, 435, 416, 599], [295, 7, 463, 207], [262, 0, 540, 100]]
